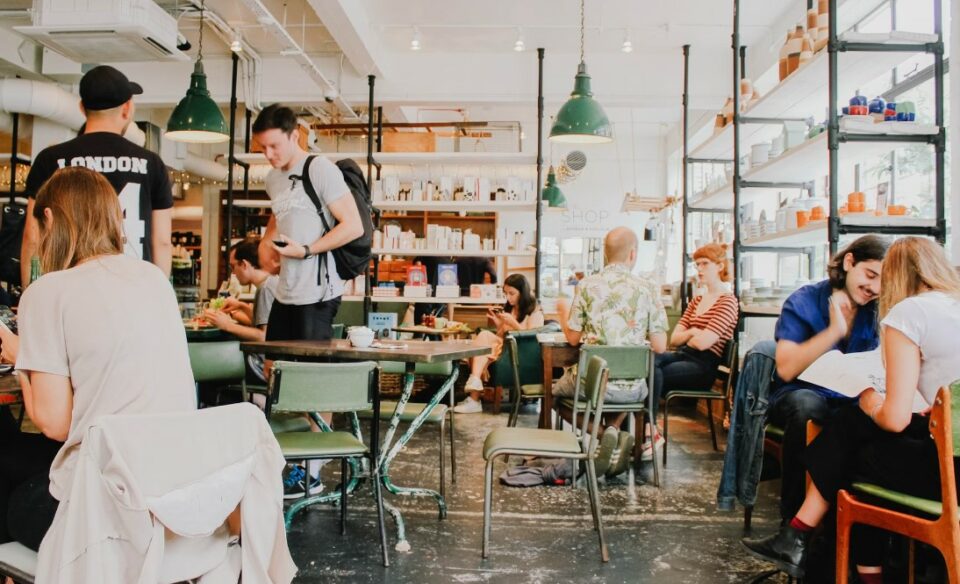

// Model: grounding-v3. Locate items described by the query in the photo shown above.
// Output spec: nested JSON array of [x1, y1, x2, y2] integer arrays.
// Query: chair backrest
[[188, 341, 246, 383], [718, 340, 739, 396], [578, 355, 610, 455], [270, 361, 378, 416], [928, 382, 960, 526], [577, 344, 650, 381], [379, 360, 453, 377], [508, 323, 560, 385]]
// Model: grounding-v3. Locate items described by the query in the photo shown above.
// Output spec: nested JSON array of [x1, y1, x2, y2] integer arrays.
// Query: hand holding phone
[[0, 306, 17, 335]]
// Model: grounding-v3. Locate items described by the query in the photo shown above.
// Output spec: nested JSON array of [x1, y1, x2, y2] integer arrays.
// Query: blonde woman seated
[[454, 274, 543, 414], [743, 237, 960, 582]]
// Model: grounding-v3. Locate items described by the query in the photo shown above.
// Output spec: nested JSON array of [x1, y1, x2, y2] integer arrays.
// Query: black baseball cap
[[79, 65, 143, 111]]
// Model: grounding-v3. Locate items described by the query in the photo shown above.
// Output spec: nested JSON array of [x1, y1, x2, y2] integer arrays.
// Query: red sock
[[789, 516, 814, 532], [857, 572, 882, 584]]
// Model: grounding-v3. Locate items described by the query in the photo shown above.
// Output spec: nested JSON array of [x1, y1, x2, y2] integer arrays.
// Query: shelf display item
[[437, 263, 458, 287], [461, 176, 477, 201], [750, 142, 771, 167], [477, 178, 491, 202], [786, 25, 804, 76], [438, 176, 453, 201], [384, 175, 400, 201], [778, 31, 791, 80]]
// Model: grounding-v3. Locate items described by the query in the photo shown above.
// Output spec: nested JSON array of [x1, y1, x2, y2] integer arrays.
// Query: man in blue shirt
[[767, 235, 888, 520]]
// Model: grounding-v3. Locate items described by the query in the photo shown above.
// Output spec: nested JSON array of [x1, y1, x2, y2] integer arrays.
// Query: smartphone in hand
[[273, 240, 288, 248], [0, 306, 17, 334]]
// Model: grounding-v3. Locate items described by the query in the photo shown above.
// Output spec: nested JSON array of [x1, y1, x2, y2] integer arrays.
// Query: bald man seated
[[554, 226, 669, 403]]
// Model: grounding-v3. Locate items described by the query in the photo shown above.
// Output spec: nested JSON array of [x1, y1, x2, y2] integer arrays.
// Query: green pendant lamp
[[549, 0, 613, 144], [166, 1, 228, 143], [542, 166, 567, 208]]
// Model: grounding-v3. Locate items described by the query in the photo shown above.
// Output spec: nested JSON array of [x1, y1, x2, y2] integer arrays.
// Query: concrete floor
[[285, 404, 791, 583]]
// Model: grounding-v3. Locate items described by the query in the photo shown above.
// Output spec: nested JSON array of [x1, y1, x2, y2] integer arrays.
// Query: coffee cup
[[347, 326, 375, 348]]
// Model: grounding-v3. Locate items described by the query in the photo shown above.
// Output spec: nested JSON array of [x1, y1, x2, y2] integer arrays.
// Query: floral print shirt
[[568, 264, 669, 345]]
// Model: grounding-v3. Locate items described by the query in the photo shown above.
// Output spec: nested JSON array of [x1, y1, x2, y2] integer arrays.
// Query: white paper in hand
[[799, 349, 928, 412]]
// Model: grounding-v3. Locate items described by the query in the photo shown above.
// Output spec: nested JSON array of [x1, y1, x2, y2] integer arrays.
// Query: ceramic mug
[[751, 142, 771, 167]]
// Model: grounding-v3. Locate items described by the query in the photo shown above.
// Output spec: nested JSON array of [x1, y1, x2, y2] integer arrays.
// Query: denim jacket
[[716, 340, 777, 511]]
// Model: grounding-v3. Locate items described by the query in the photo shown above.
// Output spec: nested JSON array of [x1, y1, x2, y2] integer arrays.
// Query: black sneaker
[[283, 465, 307, 499]]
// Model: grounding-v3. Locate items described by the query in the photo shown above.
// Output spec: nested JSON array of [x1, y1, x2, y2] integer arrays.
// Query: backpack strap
[[298, 155, 330, 287]]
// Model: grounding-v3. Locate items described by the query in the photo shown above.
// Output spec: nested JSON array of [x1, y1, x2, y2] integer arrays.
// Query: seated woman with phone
[[453, 273, 543, 414], [0, 167, 195, 552]]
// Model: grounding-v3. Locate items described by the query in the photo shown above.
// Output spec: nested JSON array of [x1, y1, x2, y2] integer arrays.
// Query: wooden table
[[240, 339, 489, 552], [392, 325, 473, 339], [540, 339, 580, 430]]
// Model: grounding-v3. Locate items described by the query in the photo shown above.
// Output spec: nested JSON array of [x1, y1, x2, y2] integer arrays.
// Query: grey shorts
[[552, 367, 648, 404]]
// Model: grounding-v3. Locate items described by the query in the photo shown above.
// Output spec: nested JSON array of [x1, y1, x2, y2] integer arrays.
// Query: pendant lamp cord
[[579, 0, 585, 64], [198, 0, 205, 61]]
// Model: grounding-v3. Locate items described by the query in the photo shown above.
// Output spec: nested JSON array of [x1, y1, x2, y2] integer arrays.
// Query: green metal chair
[[482, 355, 611, 561], [267, 360, 389, 566], [556, 344, 661, 487], [661, 340, 738, 467], [358, 360, 457, 498], [188, 340, 246, 406], [488, 323, 560, 414], [501, 325, 561, 428]]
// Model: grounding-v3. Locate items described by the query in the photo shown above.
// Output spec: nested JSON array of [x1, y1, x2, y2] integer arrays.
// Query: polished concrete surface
[[285, 404, 790, 583]]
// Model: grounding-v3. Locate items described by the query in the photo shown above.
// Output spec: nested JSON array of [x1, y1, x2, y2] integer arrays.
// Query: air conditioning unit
[[15, 0, 188, 63]]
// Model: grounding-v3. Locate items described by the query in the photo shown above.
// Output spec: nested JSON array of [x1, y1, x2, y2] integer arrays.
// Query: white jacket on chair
[[36, 403, 297, 584]]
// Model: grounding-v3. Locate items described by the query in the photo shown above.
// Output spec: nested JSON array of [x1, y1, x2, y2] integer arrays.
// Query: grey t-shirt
[[253, 274, 279, 327], [265, 155, 350, 305]]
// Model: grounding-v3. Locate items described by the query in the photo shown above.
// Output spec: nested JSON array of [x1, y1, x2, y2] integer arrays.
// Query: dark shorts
[[266, 297, 342, 342]]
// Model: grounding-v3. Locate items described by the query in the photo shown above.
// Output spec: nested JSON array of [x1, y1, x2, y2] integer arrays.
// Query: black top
[[25, 132, 173, 262]]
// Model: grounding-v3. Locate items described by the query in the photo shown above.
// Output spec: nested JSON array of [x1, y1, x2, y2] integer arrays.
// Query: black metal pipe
[[225, 51, 239, 282], [839, 132, 939, 144], [828, 0, 839, 256], [838, 223, 943, 237], [365, 75, 376, 321], [739, 116, 811, 125], [838, 41, 942, 53], [535, 47, 545, 298], [689, 207, 732, 214], [741, 180, 809, 189], [739, 45, 746, 79], [732, 0, 742, 301], [933, 0, 946, 244], [9, 112, 18, 201], [681, 44, 690, 311], [687, 157, 733, 164], [244, 109, 252, 153]]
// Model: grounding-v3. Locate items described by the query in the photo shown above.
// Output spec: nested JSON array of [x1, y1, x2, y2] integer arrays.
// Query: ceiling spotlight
[[230, 30, 242, 53], [621, 30, 633, 53], [514, 28, 525, 52], [410, 27, 422, 51]]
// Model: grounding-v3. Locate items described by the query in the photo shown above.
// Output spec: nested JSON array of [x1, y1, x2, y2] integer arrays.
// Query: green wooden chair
[[358, 360, 457, 498], [556, 344, 661, 487], [836, 382, 960, 584], [267, 360, 389, 566], [488, 324, 560, 414], [662, 340, 738, 467], [482, 355, 611, 562]]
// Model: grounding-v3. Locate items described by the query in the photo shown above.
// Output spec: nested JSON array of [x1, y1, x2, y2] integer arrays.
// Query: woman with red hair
[[646, 243, 739, 458]]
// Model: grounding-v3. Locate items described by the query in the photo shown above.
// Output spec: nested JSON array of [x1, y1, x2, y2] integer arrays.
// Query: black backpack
[[0, 201, 26, 288], [301, 155, 374, 281]]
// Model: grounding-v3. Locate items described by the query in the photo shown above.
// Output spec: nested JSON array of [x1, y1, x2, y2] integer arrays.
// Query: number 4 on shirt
[[118, 183, 145, 259]]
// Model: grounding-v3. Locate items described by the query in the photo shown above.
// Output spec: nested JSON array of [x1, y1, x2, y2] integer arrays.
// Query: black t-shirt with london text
[[25, 132, 173, 262]]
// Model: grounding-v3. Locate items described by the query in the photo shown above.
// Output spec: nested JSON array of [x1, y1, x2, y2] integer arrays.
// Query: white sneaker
[[453, 397, 483, 414], [464, 375, 484, 391], [640, 433, 665, 462]]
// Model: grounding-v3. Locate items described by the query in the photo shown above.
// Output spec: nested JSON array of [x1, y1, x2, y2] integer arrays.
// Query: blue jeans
[[767, 388, 850, 519]]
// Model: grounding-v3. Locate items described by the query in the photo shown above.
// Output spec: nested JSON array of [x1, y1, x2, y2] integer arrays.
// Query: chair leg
[[744, 505, 753, 531], [648, 409, 661, 487], [340, 458, 348, 536], [835, 496, 851, 584], [626, 412, 637, 486], [662, 396, 671, 467], [707, 399, 719, 451], [508, 388, 521, 428], [372, 452, 389, 567], [493, 385, 502, 414], [584, 454, 609, 562], [940, 538, 960, 584], [439, 416, 446, 499], [482, 457, 496, 558], [908, 539, 915, 584], [448, 391, 457, 484]]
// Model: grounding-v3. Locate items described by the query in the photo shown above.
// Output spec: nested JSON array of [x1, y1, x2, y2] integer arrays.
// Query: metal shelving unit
[[682, 0, 947, 320]]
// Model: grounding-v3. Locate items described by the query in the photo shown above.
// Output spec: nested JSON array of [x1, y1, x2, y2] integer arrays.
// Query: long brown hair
[[33, 167, 125, 273], [878, 237, 960, 320]]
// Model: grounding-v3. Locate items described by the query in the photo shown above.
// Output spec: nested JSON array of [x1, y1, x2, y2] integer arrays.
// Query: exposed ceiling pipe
[[234, 0, 359, 120], [0, 78, 250, 181], [190, 154, 270, 182]]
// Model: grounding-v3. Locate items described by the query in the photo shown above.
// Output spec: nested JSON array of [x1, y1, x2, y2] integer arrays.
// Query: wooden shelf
[[342, 295, 504, 305], [375, 201, 535, 213], [742, 216, 935, 249]]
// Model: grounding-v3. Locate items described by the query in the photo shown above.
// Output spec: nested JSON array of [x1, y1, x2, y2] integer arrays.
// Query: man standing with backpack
[[253, 104, 367, 342]]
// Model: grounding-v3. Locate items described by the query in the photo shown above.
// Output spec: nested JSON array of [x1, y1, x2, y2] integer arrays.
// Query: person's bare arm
[[273, 194, 363, 259], [20, 199, 38, 287], [555, 297, 582, 346], [776, 291, 851, 382], [20, 371, 72, 442], [203, 310, 266, 342], [860, 327, 920, 432], [670, 324, 698, 348], [687, 329, 721, 352], [258, 216, 281, 274], [150, 208, 173, 276], [649, 331, 668, 354]]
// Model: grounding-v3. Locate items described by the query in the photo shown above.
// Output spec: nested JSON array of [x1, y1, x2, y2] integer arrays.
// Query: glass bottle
[[28, 256, 41, 285]]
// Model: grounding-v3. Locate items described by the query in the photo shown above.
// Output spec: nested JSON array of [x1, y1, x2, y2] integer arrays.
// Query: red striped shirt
[[678, 294, 739, 357]]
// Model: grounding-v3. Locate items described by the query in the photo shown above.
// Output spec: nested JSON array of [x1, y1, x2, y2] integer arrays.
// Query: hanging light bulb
[[514, 28, 525, 52], [621, 29, 633, 53], [550, 0, 613, 143], [410, 27, 422, 51], [230, 28, 243, 53]]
